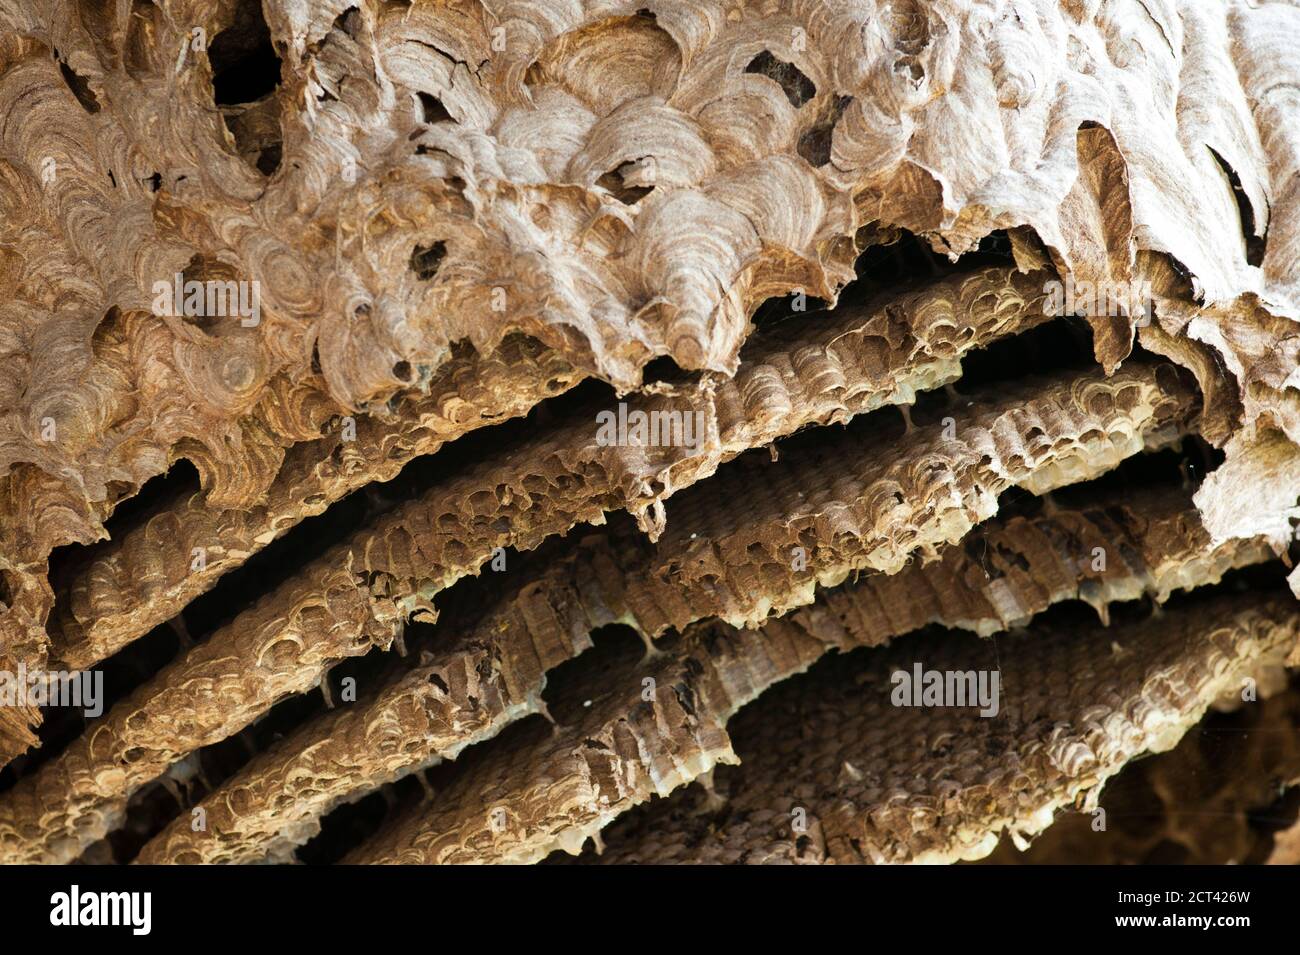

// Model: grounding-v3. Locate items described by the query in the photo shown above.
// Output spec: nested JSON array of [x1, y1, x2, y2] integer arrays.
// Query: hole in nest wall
[[254, 143, 282, 176], [174, 255, 243, 332], [797, 94, 852, 167], [208, 0, 284, 175], [56, 57, 100, 114], [208, 0, 282, 106], [417, 91, 454, 124], [0, 568, 17, 612], [640, 355, 689, 386], [1208, 146, 1267, 268], [745, 50, 816, 108], [124, 0, 164, 79], [597, 160, 655, 204], [409, 241, 446, 281]]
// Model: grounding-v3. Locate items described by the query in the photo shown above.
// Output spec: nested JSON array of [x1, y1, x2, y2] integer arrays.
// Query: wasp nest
[[1, 0, 1298, 865]]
